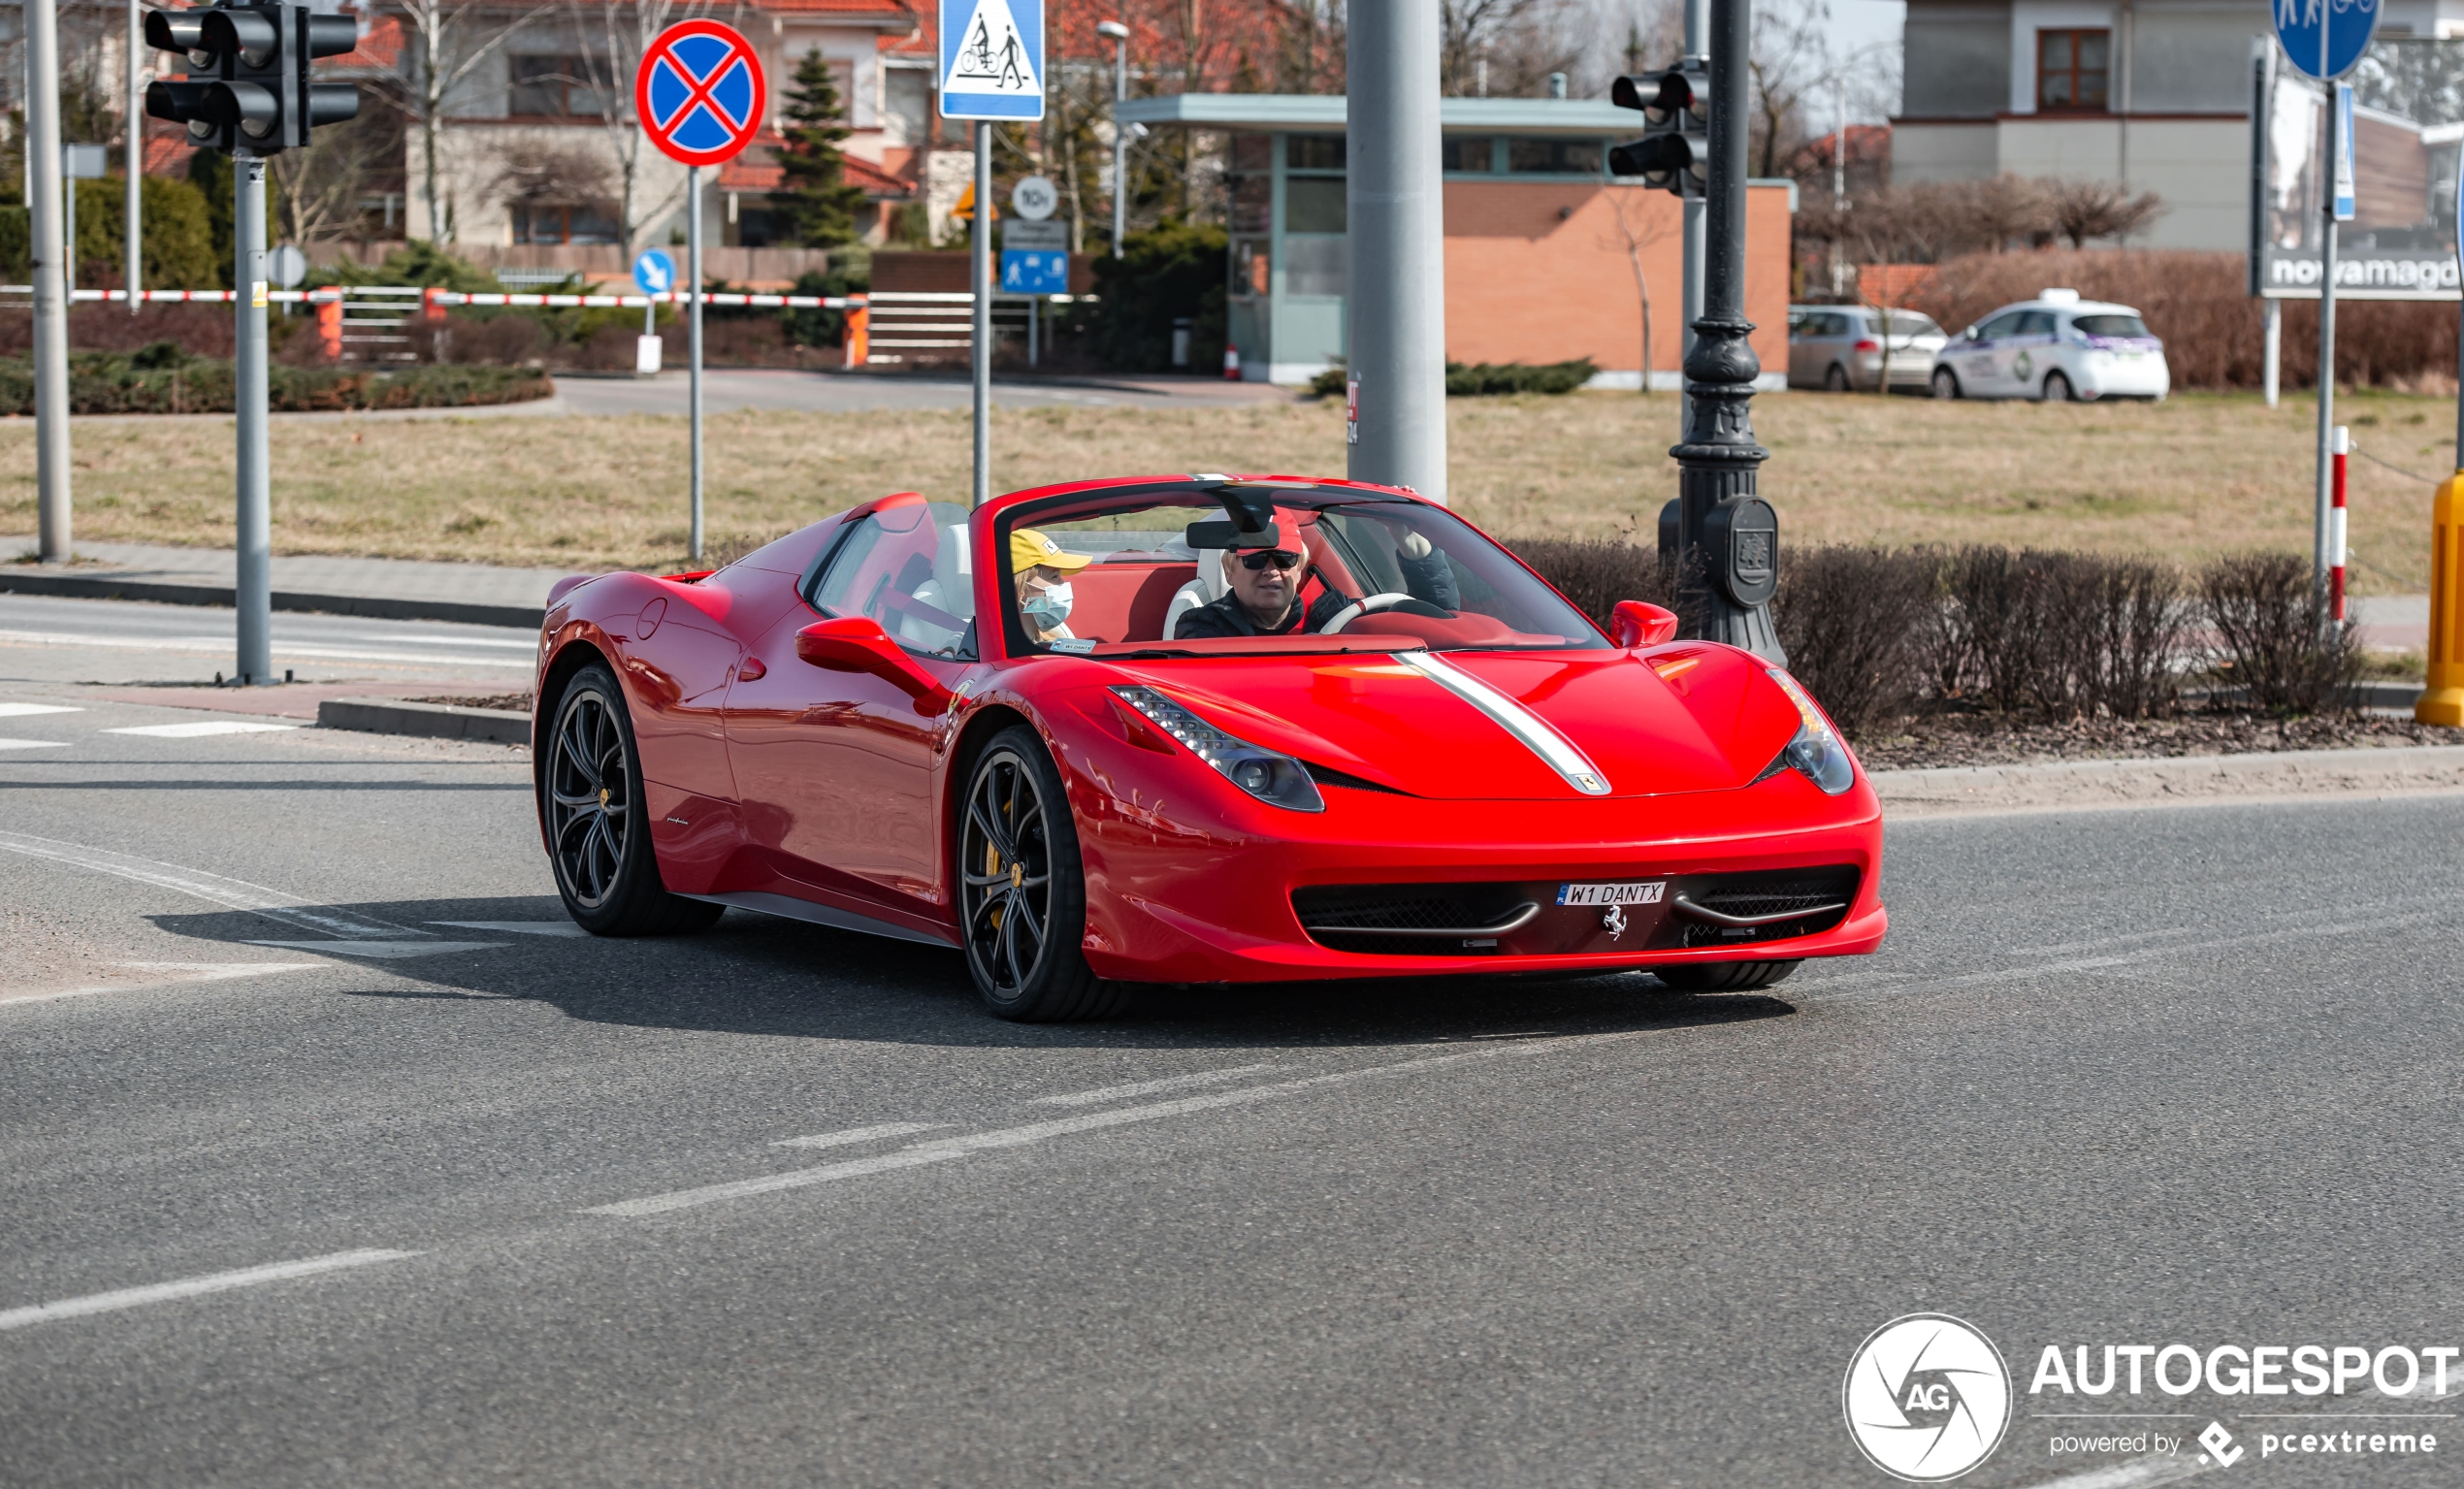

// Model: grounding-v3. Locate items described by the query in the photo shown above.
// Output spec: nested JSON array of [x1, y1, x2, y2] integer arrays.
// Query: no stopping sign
[[637, 19, 766, 168]]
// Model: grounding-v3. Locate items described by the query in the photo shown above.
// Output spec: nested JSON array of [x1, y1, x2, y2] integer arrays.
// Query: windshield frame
[[988, 479, 1612, 662]]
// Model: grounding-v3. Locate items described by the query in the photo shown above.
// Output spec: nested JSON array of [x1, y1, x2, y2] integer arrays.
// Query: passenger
[[1011, 528, 1092, 644], [1174, 523, 1458, 639]]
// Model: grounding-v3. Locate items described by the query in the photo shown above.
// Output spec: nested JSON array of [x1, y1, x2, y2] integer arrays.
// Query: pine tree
[[775, 49, 870, 247]]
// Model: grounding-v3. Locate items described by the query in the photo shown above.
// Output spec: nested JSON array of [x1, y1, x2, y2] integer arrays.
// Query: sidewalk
[[1, 538, 578, 629]]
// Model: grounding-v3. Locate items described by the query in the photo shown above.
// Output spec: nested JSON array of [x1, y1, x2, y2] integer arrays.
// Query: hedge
[[0, 348, 552, 414]]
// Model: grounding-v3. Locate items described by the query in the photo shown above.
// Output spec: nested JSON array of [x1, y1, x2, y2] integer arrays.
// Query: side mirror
[[1962, 325, 1980, 341], [1610, 599, 1680, 648], [795, 616, 954, 713]]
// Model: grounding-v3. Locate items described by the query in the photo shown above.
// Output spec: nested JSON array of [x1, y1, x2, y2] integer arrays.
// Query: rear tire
[[2042, 370, 2076, 403], [957, 727, 1129, 1020], [1824, 363, 1851, 393], [1652, 959, 1800, 992], [540, 662, 724, 937], [1929, 368, 1961, 400]]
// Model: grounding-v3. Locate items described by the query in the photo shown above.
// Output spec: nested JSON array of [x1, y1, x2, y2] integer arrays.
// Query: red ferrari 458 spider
[[531, 474, 1885, 1020]]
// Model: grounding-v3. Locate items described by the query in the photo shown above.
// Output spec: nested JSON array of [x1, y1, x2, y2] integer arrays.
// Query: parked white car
[[1787, 305, 1948, 392], [1929, 289, 2170, 403]]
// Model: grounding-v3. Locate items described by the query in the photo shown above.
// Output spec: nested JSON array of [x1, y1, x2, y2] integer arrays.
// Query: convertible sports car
[[531, 474, 1886, 1020]]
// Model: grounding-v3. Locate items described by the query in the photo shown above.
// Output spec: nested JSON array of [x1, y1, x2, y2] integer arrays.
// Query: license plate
[[1556, 880, 1666, 907]]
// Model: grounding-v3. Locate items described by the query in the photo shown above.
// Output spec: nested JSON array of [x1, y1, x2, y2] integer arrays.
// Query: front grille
[[1293, 883, 1532, 955], [1659, 865, 1860, 948]]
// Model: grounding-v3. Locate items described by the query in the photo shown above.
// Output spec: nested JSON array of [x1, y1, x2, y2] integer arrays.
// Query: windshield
[[993, 484, 1608, 657], [2073, 313, 2154, 340]]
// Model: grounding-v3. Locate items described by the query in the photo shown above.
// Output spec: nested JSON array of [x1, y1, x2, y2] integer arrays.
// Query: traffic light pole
[[126, 0, 142, 316], [1670, 0, 1783, 661], [28, 0, 71, 564], [234, 155, 273, 684]]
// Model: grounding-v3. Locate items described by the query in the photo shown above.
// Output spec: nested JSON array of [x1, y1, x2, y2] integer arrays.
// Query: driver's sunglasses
[[1238, 548, 1306, 571]]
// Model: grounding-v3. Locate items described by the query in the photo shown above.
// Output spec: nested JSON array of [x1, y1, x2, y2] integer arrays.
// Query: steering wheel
[[1319, 592, 1418, 633]]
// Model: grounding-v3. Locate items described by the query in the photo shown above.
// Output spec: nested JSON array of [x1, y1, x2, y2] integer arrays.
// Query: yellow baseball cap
[[1010, 528, 1092, 573]]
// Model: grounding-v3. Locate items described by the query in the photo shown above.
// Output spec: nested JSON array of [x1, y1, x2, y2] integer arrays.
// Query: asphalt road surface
[[3, 599, 2459, 1488]]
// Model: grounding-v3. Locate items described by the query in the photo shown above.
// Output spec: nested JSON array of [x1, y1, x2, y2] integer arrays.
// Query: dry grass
[[2, 386, 2451, 590]]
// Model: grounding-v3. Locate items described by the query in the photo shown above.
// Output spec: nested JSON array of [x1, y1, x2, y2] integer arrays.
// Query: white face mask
[[1021, 580, 1074, 626]]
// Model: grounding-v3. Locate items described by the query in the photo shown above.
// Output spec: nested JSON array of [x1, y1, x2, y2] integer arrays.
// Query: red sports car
[[532, 475, 1886, 1020]]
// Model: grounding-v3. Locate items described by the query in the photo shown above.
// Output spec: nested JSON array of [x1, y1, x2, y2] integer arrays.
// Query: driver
[[1012, 528, 1092, 644], [1173, 522, 1458, 639]]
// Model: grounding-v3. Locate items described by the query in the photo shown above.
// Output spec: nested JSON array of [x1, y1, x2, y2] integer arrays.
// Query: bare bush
[[1772, 545, 1941, 738], [1506, 536, 1676, 628], [2042, 178, 2166, 246], [2199, 553, 2360, 713]]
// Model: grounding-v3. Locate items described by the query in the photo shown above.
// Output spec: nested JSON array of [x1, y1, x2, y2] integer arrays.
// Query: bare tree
[[1601, 184, 1675, 394], [274, 108, 404, 244], [1441, 0, 1584, 97], [2043, 178, 2166, 247], [385, 0, 538, 243], [1745, 0, 1829, 179], [566, 0, 725, 256]]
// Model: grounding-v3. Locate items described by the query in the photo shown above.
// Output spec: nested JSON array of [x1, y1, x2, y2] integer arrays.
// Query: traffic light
[[1608, 66, 1709, 196], [145, 2, 359, 155]]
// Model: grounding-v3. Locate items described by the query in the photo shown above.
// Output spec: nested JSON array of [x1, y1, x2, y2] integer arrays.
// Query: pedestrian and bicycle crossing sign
[[939, 0, 1043, 119], [637, 19, 767, 167]]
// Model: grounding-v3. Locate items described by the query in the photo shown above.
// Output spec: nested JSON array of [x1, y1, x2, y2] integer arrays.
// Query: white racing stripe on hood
[[1394, 651, 1612, 796]]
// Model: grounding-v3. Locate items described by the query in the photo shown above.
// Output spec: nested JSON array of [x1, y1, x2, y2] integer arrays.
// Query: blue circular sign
[[2274, 0, 2382, 81], [632, 250, 676, 296]]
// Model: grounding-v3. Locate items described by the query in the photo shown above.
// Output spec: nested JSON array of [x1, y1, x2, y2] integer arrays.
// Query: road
[[3, 596, 2459, 1487]]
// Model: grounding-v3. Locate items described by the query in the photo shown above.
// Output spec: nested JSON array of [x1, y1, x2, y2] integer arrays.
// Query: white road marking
[[105, 721, 298, 738], [591, 1037, 1597, 1219], [380, 634, 538, 650], [0, 828, 412, 939], [0, 629, 532, 669], [0, 702, 80, 717], [0, 736, 69, 749], [2031, 1456, 2213, 1488], [426, 921, 590, 937], [1031, 1062, 1284, 1107], [246, 939, 505, 958], [0, 1248, 421, 1332], [772, 1122, 954, 1149], [0, 961, 326, 1007]]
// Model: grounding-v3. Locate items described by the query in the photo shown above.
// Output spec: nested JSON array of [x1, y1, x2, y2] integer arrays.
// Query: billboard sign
[[2253, 38, 2464, 300]]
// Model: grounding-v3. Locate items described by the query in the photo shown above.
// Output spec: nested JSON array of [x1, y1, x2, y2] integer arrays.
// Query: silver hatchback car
[[1787, 305, 1948, 392]]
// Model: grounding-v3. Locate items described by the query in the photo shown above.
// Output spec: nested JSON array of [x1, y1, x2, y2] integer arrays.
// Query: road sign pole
[[28, 0, 71, 564], [125, 0, 140, 315], [1345, 0, 1446, 504], [2314, 81, 2339, 619], [235, 155, 272, 685], [972, 120, 990, 507], [688, 164, 704, 564]]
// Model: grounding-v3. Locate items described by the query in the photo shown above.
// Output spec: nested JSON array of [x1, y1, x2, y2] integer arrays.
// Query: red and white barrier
[[20, 285, 864, 309], [2330, 424, 2349, 622]]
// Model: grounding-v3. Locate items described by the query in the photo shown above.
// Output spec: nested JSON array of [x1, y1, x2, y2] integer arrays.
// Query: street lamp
[[1097, 18, 1128, 258]]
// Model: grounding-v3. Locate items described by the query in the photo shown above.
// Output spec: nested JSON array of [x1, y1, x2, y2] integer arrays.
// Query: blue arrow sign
[[2274, 0, 2382, 81], [633, 249, 677, 296]]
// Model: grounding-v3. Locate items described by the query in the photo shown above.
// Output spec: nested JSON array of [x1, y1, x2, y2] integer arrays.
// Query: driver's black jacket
[[1172, 551, 1460, 640]]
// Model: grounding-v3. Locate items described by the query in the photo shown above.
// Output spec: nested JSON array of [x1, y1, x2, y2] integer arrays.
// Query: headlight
[[1758, 668, 1856, 795], [1111, 685, 1325, 812]]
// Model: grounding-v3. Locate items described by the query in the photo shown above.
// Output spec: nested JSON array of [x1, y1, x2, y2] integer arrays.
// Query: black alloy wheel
[[1652, 959, 1800, 992], [541, 662, 721, 936], [957, 727, 1124, 1020], [1930, 367, 1961, 401]]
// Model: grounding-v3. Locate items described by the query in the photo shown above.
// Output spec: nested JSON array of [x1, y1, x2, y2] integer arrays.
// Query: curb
[[318, 697, 533, 745], [0, 570, 545, 630]]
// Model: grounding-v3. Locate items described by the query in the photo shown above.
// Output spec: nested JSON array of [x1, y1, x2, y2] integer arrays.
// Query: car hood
[[1110, 645, 1803, 800]]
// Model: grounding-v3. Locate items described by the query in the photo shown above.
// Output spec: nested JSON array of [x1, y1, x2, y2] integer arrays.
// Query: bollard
[[2420, 469, 2464, 727], [314, 287, 341, 361], [2330, 425, 2348, 621], [1223, 343, 1242, 380], [844, 297, 868, 370]]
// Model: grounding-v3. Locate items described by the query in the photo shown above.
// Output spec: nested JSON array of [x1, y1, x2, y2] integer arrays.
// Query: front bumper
[[1060, 734, 1887, 983]]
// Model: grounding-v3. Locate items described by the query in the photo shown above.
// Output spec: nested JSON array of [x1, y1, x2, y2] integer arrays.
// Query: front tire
[[1929, 367, 1961, 400], [541, 662, 723, 937], [1824, 363, 1851, 393], [957, 727, 1127, 1020], [2042, 370, 2076, 403], [1653, 959, 1800, 992]]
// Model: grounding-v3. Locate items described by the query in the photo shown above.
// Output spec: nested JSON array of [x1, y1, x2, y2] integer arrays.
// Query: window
[[2072, 312, 2153, 340], [1284, 177, 1346, 234], [2013, 310, 2059, 336], [513, 202, 621, 244], [1972, 310, 2026, 340], [811, 499, 977, 658], [1230, 172, 1271, 234], [1505, 138, 1603, 175], [1230, 134, 1274, 174], [509, 54, 606, 116], [1286, 135, 1346, 170], [1441, 136, 1495, 173], [2036, 29, 2108, 112]]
